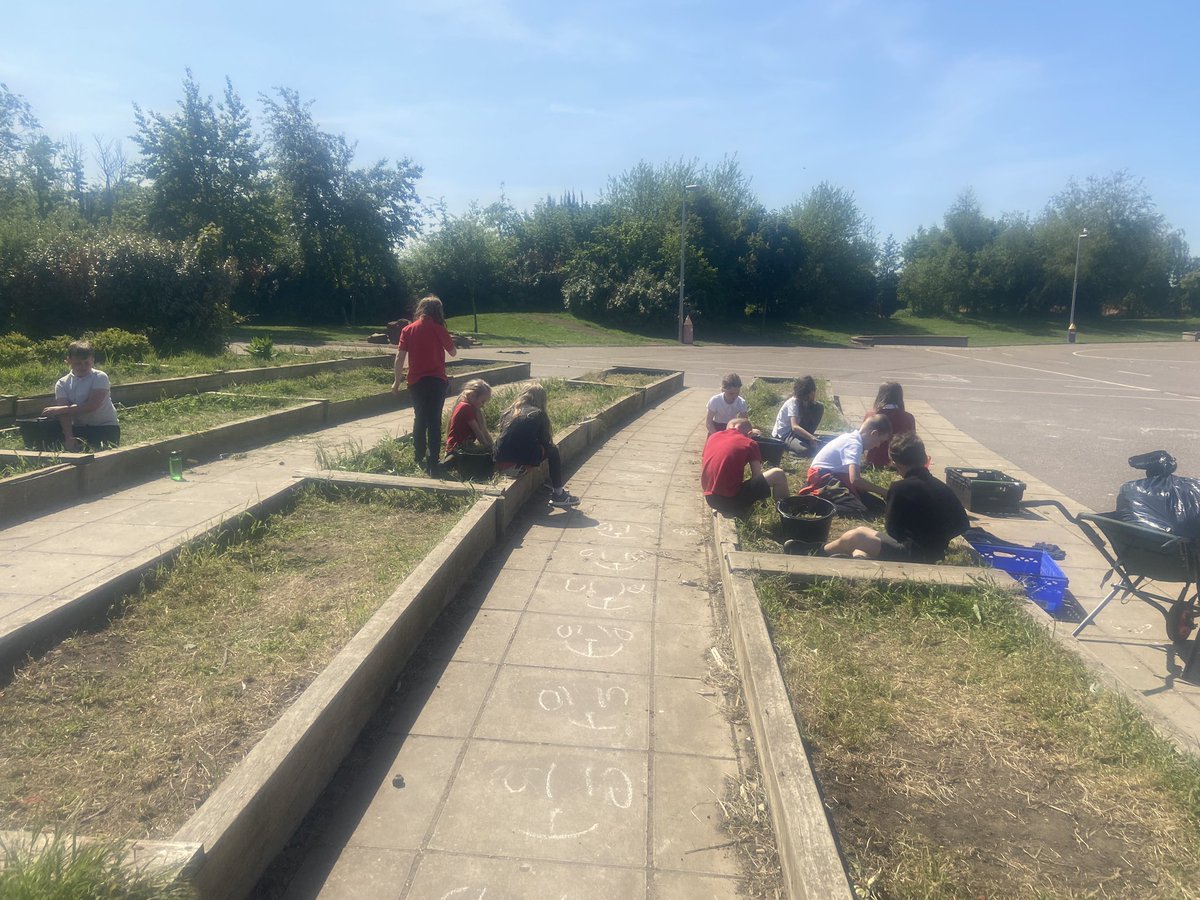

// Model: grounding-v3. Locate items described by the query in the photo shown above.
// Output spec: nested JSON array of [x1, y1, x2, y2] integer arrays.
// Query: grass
[[577, 370, 664, 388], [758, 576, 1200, 898], [445, 312, 672, 347], [0, 828, 193, 899], [0, 485, 470, 839], [318, 378, 633, 479], [0, 347, 381, 400]]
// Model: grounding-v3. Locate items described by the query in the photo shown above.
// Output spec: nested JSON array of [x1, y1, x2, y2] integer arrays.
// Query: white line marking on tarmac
[[1117, 370, 1151, 377], [922, 347, 1159, 393]]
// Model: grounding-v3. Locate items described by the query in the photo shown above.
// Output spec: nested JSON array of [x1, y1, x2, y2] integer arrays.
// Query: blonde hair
[[414, 294, 445, 324], [498, 382, 548, 432], [456, 378, 492, 406]]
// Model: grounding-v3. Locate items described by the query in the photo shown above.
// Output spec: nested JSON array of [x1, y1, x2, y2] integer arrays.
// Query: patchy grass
[[1, 347, 378, 399], [219, 367, 394, 402], [0, 486, 470, 839], [319, 378, 632, 478], [758, 576, 1200, 898]]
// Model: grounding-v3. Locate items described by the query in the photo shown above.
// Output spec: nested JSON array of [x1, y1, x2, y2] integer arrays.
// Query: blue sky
[[4, 0, 1197, 248]]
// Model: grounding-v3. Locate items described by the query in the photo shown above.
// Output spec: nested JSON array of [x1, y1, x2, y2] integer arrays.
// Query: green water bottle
[[168, 451, 184, 481]]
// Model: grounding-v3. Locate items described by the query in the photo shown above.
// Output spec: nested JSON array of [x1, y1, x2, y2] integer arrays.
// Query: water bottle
[[168, 451, 184, 482]]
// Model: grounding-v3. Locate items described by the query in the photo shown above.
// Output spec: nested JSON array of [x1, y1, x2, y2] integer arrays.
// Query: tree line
[[1, 74, 1196, 352]]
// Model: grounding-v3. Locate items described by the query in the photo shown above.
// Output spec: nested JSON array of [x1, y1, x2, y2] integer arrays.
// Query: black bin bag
[[1116, 451, 1200, 539]]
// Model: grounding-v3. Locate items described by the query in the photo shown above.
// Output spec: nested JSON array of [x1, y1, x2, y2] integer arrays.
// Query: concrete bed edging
[[567, 366, 686, 409], [0, 361, 531, 528], [173, 373, 685, 897], [711, 512, 855, 899]]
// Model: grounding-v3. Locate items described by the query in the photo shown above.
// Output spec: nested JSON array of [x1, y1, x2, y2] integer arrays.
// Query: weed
[[247, 335, 275, 361]]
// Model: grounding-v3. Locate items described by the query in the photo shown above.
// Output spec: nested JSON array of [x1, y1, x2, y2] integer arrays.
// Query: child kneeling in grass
[[494, 383, 580, 507], [808, 413, 891, 509], [443, 378, 494, 478]]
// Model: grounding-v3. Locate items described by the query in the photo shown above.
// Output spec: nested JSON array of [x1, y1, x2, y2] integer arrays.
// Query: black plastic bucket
[[447, 449, 494, 481], [753, 435, 787, 466], [777, 495, 836, 543], [16, 417, 63, 451]]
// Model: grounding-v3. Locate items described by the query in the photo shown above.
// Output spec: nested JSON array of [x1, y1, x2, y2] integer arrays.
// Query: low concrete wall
[[851, 334, 969, 348], [0, 463, 83, 529], [1183, 331, 1199, 342], [10, 354, 394, 420], [712, 514, 855, 899], [567, 366, 685, 410]]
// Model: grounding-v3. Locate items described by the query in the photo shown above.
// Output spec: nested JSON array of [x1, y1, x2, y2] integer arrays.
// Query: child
[[819, 432, 969, 563], [808, 414, 891, 503], [494, 383, 580, 507], [705, 373, 749, 435], [392, 295, 457, 476], [40, 341, 121, 451], [701, 417, 790, 518], [864, 381, 917, 468], [772, 375, 824, 454], [444, 379, 494, 478]]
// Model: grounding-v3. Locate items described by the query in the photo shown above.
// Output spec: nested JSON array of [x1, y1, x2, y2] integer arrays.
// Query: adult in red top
[[700, 418, 790, 518], [392, 295, 457, 475], [863, 381, 917, 468]]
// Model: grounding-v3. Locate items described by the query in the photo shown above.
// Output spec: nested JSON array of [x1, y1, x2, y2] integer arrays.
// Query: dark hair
[[721, 373, 742, 390], [67, 340, 94, 360], [414, 294, 446, 325], [792, 375, 816, 402], [863, 413, 892, 436], [873, 381, 904, 412], [888, 431, 926, 468]]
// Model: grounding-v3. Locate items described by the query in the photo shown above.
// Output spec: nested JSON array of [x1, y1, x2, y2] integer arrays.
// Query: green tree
[[786, 182, 877, 318], [261, 87, 422, 323], [133, 72, 277, 266]]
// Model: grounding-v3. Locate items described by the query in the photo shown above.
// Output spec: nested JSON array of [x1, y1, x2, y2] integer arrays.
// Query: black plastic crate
[[945, 467, 1026, 514]]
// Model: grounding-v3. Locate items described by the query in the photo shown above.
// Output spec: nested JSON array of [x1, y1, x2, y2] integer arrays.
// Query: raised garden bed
[[4, 352, 393, 422], [0, 361, 530, 527], [755, 574, 1200, 898]]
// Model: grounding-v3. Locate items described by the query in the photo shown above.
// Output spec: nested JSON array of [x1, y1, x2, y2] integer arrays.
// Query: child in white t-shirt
[[41, 341, 121, 451], [808, 413, 891, 502], [705, 373, 749, 435]]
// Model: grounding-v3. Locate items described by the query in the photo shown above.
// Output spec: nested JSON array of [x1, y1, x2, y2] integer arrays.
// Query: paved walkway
[[275, 388, 752, 898]]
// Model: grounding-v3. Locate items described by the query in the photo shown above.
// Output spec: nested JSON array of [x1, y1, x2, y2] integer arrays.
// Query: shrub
[[31, 334, 73, 363], [6, 230, 237, 353], [0, 333, 35, 367], [86, 328, 153, 363]]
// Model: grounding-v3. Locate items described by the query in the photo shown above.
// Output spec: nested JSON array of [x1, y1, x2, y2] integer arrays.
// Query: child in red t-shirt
[[392, 295, 457, 476], [444, 379, 494, 479]]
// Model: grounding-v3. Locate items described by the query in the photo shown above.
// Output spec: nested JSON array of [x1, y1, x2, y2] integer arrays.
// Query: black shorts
[[876, 533, 914, 563], [705, 474, 771, 518]]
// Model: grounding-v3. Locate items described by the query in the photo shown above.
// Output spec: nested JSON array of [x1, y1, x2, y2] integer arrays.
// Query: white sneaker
[[549, 490, 581, 508]]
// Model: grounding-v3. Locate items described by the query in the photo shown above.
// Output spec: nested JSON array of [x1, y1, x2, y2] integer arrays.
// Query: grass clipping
[[758, 576, 1200, 898], [0, 486, 470, 840]]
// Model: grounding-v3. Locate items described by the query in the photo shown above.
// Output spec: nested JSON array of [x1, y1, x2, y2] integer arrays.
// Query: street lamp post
[[1068, 228, 1088, 343], [678, 183, 700, 343]]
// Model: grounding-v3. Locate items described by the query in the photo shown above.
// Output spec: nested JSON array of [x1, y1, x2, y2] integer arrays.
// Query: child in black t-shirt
[[817, 432, 969, 563]]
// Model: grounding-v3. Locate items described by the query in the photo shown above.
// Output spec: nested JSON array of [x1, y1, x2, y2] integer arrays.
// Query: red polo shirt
[[701, 430, 762, 497], [398, 317, 456, 384]]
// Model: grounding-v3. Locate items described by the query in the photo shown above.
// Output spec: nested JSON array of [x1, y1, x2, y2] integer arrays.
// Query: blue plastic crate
[[969, 542, 1068, 613]]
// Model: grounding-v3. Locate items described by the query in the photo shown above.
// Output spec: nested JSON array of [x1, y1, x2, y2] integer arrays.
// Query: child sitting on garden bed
[[806, 414, 891, 511], [39, 341, 121, 451], [494, 383, 580, 507], [815, 432, 969, 563], [701, 417, 790, 518], [443, 378, 494, 479]]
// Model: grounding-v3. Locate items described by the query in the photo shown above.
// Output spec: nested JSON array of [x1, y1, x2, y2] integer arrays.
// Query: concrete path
[[0, 400, 419, 651], [276, 388, 754, 898]]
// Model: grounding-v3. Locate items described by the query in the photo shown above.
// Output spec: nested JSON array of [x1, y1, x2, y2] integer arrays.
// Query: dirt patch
[[760, 577, 1200, 898], [577, 370, 662, 388], [0, 487, 469, 839]]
